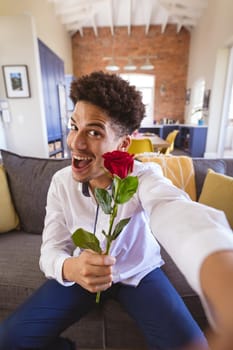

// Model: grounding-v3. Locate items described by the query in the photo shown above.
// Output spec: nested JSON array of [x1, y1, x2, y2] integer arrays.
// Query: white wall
[[0, 119, 6, 150], [0, 0, 74, 157], [186, 0, 233, 157], [0, 0, 73, 157], [0, 0, 72, 74], [0, 15, 49, 157]]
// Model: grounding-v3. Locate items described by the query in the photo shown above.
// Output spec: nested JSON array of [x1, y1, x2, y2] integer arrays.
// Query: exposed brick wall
[[72, 25, 190, 123]]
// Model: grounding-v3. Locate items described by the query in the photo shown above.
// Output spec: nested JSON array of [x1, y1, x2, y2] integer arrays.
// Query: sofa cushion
[[198, 169, 233, 229], [0, 231, 45, 317], [136, 155, 196, 200], [0, 165, 20, 233], [192, 158, 226, 200], [0, 150, 70, 234]]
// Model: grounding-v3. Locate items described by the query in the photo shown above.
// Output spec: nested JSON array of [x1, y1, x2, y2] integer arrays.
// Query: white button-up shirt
[[40, 160, 233, 327]]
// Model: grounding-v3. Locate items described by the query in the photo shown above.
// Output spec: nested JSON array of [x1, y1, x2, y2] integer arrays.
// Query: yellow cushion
[[137, 155, 196, 201], [199, 169, 233, 229], [0, 165, 20, 232]]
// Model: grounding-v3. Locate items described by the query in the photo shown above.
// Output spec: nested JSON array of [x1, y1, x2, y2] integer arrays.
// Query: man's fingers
[[83, 250, 116, 266]]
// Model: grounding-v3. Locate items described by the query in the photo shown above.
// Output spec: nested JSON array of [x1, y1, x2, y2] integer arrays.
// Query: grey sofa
[[1, 149, 233, 349]]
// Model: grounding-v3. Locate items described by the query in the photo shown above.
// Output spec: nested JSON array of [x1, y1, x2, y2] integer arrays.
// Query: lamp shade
[[124, 59, 137, 71], [105, 59, 120, 71], [140, 58, 154, 70]]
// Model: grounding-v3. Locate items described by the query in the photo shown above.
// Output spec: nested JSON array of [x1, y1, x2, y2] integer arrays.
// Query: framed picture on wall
[[2, 65, 31, 98]]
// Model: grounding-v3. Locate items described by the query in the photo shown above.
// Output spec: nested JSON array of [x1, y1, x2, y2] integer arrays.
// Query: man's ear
[[118, 135, 131, 151]]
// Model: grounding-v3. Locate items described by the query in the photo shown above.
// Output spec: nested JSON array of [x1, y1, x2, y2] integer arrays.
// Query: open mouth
[[73, 155, 92, 170]]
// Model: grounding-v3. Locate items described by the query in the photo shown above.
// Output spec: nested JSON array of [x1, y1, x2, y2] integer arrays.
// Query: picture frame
[[2, 65, 31, 98]]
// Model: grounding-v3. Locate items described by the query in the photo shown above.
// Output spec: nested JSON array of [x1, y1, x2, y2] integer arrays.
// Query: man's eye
[[70, 124, 78, 131], [88, 130, 101, 137]]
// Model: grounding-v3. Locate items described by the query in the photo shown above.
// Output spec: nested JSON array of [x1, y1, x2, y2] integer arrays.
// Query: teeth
[[73, 155, 92, 161]]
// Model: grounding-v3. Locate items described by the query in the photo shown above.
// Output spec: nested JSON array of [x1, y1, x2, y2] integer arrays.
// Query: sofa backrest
[[1, 149, 233, 233], [1, 150, 70, 234]]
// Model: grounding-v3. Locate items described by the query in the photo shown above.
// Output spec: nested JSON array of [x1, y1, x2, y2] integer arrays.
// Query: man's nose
[[71, 132, 88, 150]]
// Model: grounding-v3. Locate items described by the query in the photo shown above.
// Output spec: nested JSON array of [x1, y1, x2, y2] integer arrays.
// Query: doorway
[[221, 46, 233, 158]]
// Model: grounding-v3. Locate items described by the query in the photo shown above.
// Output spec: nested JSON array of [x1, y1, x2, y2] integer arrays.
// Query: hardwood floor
[[170, 148, 190, 156], [223, 149, 233, 158]]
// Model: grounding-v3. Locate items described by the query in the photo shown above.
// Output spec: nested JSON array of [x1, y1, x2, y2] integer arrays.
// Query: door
[[38, 39, 65, 157]]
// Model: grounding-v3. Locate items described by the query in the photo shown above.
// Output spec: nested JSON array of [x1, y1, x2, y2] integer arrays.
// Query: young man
[[0, 71, 233, 350]]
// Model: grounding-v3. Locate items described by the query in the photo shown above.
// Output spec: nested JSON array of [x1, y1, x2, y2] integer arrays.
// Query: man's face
[[67, 101, 130, 189]]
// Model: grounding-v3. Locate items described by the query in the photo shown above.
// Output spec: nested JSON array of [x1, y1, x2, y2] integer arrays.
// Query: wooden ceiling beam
[[48, 0, 208, 36], [108, 0, 114, 36], [161, 11, 169, 33], [144, 0, 152, 35], [127, 0, 132, 36], [160, 0, 208, 9]]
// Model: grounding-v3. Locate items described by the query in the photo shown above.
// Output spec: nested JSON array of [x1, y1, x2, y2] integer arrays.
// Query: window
[[120, 73, 155, 127], [227, 75, 233, 122]]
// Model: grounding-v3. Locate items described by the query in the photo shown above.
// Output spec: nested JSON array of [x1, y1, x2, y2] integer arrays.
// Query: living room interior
[[1, 2, 233, 349], [0, 0, 233, 160]]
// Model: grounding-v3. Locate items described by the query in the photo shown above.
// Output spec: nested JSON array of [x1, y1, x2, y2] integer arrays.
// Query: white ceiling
[[48, 0, 208, 36]]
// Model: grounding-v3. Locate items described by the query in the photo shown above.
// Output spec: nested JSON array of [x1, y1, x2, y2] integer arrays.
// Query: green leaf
[[94, 188, 112, 214], [72, 228, 102, 254], [112, 217, 131, 240], [115, 176, 138, 204]]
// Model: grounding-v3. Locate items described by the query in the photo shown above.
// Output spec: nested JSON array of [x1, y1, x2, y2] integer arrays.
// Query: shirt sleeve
[[138, 162, 233, 328], [39, 173, 75, 286]]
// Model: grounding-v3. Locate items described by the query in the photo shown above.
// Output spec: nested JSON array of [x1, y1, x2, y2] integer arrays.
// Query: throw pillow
[[0, 164, 20, 232], [192, 159, 226, 199], [136, 155, 197, 201], [198, 169, 233, 229]]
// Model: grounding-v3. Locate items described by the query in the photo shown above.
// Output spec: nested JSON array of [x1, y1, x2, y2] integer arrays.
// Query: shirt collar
[[82, 182, 90, 197], [78, 181, 112, 198]]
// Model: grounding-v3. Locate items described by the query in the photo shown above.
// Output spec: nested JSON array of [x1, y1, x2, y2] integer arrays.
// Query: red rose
[[102, 151, 134, 179]]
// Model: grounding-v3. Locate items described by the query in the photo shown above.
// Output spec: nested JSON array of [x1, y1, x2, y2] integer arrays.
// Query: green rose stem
[[106, 204, 117, 253], [96, 202, 118, 303], [96, 182, 119, 303]]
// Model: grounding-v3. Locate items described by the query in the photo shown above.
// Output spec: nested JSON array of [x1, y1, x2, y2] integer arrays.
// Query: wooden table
[[132, 133, 170, 152]]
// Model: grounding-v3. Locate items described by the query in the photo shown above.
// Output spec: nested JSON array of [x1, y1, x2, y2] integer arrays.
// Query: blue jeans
[[0, 268, 208, 349]]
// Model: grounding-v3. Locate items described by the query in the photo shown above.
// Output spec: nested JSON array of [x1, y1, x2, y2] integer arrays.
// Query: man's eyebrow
[[86, 122, 106, 130], [69, 117, 106, 130]]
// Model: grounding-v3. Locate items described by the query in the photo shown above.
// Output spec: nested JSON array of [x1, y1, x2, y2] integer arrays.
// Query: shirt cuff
[[54, 253, 75, 287]]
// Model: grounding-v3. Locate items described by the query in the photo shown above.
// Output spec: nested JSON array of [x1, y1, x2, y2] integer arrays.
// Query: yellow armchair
[[160, 130, 179, 155], [127, 138, 154, 155]]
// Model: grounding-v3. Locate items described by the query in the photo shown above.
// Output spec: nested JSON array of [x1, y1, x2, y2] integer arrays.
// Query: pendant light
[[105, 58, 120, 71], [140, 57, 154, 71], [123, 58, 137, 71]]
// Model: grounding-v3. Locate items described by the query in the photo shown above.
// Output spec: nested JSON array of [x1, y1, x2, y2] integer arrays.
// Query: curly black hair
[[70, 71, 145, 135]]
